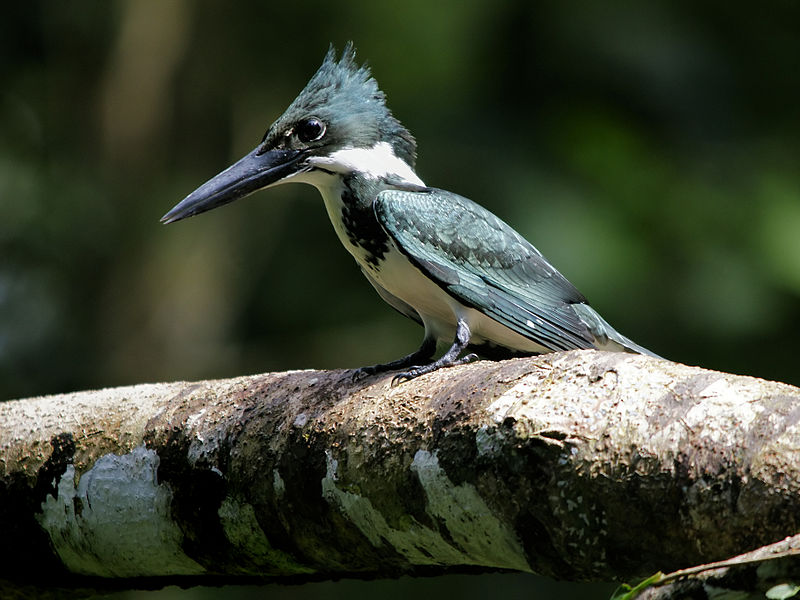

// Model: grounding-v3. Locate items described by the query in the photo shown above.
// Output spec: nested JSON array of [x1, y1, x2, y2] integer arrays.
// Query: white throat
[[306, 141, 424, 186]]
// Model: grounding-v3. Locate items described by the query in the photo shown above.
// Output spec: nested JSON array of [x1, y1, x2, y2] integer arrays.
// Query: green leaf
[[609, 572, 664, 600], [766, 583, 800, 599]]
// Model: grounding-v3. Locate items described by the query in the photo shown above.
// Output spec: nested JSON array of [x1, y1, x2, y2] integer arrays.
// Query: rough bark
[[1, 350, 799, 597]]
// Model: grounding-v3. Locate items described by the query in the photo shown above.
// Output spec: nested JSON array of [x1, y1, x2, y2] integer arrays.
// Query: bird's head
[[161, 43, 418, 224]]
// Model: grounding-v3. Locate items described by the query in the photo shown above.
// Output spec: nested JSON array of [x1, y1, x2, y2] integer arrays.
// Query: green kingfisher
[[162, 43, 659, 383]]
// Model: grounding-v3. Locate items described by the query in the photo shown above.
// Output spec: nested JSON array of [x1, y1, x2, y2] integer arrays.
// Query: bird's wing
[[374, 187, 597, 351]]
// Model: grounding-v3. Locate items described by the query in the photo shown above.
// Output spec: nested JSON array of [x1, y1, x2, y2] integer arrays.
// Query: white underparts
[[292, 141, 551, 352]]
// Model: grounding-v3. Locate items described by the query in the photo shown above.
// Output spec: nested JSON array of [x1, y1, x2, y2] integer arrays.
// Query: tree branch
[[622, 533, 800, 599], [2, 350, 799, 597]]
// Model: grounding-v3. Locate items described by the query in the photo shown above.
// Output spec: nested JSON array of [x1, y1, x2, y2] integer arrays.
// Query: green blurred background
[[2, 1, 799, 598]]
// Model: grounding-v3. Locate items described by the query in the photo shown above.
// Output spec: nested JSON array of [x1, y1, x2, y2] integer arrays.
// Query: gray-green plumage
[[375, 186, 655, 357], [377, 188, 591, 349], [261, 44, 417, 168]]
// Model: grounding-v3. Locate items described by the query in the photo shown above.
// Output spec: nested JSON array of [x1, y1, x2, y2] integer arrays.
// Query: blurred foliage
[[2, 0, 800, 598], [4, 1, 800, 401]]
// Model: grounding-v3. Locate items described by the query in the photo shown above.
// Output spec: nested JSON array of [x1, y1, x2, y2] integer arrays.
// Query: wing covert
[[374, 187, 596, 351]]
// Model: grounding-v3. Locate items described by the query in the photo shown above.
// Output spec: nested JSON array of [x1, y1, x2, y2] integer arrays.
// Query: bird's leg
[[391, 318, 478, 385], [352, 336, 437, 380]]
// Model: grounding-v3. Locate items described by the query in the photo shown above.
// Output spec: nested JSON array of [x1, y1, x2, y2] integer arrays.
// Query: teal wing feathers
[[374, 188, 598, 351]]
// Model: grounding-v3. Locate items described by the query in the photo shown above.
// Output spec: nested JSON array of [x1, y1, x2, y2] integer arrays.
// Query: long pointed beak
[[161, 147, 307, 224]]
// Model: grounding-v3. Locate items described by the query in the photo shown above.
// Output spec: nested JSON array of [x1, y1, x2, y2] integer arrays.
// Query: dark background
[[2, 1, 799, 598]]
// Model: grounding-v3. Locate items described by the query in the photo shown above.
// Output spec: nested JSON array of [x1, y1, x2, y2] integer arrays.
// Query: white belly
[[369, 243, 551, 352], [318, 185, 546, 352], [299, 173, 550, 353]]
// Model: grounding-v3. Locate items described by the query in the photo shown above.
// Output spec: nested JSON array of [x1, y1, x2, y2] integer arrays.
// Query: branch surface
[[1, 351, 799, 596]]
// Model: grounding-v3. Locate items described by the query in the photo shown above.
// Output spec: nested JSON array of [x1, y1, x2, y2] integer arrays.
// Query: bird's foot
[[351, 338, 437, 382], [351, 364, 383, 381], [352, 361, 413, 382], [391, 353, 478, 386]]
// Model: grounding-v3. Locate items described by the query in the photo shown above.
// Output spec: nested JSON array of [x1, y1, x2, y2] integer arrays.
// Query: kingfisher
[[162, 43, 659, 383]]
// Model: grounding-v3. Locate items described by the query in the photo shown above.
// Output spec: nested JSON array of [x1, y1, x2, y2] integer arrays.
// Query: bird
[[161, 43, 659, 383]]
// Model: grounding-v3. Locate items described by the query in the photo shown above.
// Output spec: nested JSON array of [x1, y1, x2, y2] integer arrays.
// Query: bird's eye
[[296, 118, 326, 143]]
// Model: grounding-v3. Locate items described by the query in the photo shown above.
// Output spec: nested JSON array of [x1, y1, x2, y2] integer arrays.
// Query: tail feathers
[[602, 330, 662, 359], [572, 304, 662, 359]]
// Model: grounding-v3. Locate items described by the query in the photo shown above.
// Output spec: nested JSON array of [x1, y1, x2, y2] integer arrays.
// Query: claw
[[351, 365, 378, 382], [456, 353, 478, 365], [391, 369, 420, 386]]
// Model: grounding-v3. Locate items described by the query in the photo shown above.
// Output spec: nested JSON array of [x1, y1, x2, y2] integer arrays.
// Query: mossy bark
[[1, 350, 799, 596]]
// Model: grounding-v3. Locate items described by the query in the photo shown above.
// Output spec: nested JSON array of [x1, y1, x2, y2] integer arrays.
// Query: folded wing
[[374, 188, 600, 351]]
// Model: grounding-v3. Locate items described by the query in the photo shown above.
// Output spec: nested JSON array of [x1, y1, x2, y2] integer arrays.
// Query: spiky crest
[[261, 43, 417, 168]]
